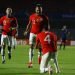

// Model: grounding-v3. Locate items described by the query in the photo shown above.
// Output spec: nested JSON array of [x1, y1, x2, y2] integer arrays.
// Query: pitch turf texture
[[0, 45, 75, 75]]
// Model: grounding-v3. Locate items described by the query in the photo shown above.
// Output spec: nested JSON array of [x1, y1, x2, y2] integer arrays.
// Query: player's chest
[[3, 18, 14, 25], [31, 16, 43, 24]]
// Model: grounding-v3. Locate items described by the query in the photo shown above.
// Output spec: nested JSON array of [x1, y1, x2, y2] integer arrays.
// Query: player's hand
[[9, 27, 16, 31], [12, 27, 16, 30], [9, 27, 12, 31], [24, 31, 28, 36]]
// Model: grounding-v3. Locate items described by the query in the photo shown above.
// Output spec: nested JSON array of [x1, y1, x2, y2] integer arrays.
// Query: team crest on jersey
[[3, 19, 13, 25]]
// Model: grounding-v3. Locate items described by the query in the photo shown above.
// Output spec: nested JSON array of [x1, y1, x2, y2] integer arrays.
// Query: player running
[[24, 4, 50, 67], [36, 25, 60, 74], [0, 8, 18, 64]]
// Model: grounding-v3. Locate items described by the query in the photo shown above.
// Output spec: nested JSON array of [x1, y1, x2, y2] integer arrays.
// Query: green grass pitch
[[0, 45, 75, 75]]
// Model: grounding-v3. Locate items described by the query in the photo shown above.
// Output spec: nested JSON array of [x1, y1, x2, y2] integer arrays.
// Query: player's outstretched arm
[[24, 20, 31, 36], [0, 17, 4, 30]]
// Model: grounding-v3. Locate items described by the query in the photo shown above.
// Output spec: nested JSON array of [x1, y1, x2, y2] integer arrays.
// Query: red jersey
[[30, 13, 48, 34], [0, 16, 18, 35], [36, 31, 57, 54]]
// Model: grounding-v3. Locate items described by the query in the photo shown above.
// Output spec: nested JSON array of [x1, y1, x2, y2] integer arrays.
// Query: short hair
[[6, 8, 12, 13], [36, 4, 42, 7]]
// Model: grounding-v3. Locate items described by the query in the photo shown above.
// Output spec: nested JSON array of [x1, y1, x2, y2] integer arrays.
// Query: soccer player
[[0, 8, 18, 64], [24, 4, 50, 67], [60, 25, 68, 50], [36, 26, 60, 74]]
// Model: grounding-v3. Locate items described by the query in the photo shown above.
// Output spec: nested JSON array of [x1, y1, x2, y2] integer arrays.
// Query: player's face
[[6, 8, 12, 17], [35, 6, 42, 15]]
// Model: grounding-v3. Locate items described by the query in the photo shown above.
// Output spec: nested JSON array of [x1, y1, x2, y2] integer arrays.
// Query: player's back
[[37, 31, 54, 54]]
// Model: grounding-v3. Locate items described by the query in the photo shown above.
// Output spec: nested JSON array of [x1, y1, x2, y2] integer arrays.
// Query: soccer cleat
[[2, 60, 5, 64], [28, 62, 33, 68]]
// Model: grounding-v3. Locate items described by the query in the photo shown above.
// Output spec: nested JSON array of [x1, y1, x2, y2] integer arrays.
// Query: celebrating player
[[36, 25, 60, 74], [24, 4, 50, 67], [0, 8, 18, 64]]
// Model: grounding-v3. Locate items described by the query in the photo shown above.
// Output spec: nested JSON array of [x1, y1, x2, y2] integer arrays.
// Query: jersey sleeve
[[13, 17, 18, 27], [0, 16, 4, 25], [0, 16, 4, 29], [12, 17, 18, 36]]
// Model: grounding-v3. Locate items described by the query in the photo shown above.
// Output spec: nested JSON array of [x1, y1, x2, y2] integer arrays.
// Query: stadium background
[[0, 0, 75, 40]]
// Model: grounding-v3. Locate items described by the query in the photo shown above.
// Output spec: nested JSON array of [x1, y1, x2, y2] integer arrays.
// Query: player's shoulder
[[0, 15, 6, 19], [11, 16, 16, 19], [39, 32, 50, 37], [50, 32, 54, 35], [50, 32, 56, 37], [30, 13, 35, 17], [41, 14, 48, 19], [0, 16, 7, 21], [29, 13, 35, 20], [37, 32, 44, 37], [50, 32, 57, 40]]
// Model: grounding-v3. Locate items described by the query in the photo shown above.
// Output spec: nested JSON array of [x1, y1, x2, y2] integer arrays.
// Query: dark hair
[[36, 4, 42, 7]]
